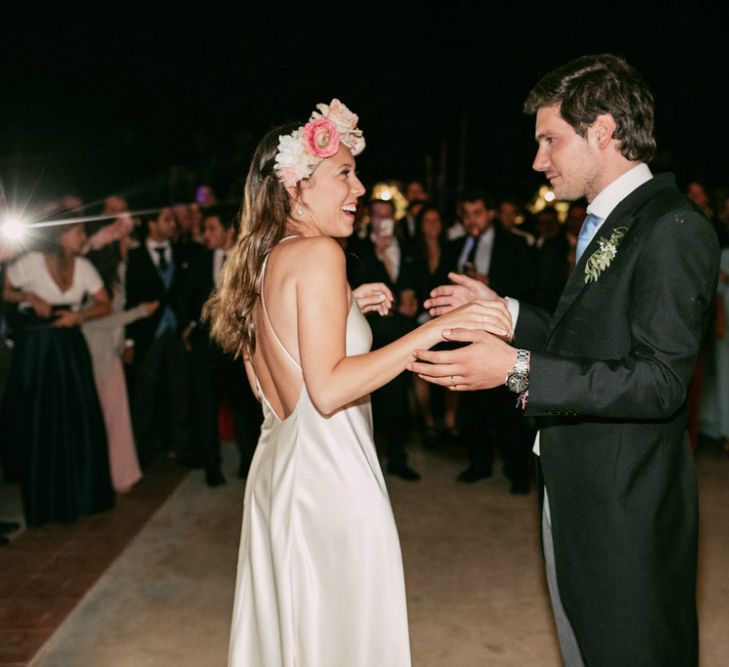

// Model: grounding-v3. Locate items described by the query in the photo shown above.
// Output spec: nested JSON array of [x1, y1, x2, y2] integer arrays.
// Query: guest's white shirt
[[213, 248, 228, 290], [145, 238, 172, 268]]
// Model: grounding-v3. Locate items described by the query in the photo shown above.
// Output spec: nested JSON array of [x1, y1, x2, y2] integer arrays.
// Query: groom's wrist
[[505, 348, 530, 394]]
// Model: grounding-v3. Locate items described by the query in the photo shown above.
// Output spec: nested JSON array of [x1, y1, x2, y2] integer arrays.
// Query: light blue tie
[[575, 213, 603, 263]]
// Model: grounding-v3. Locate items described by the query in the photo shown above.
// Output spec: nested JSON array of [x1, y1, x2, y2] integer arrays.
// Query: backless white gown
[[228, 264, 411, 666]]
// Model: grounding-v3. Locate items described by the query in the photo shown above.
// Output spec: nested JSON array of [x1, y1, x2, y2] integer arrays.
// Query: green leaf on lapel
[[584, 227, 628, 284]]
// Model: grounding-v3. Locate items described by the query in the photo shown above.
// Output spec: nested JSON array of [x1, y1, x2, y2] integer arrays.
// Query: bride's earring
[[296, 206, 304, 217]]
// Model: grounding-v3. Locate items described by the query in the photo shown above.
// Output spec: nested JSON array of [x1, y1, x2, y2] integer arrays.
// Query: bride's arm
[[296, 238, 511, 416]]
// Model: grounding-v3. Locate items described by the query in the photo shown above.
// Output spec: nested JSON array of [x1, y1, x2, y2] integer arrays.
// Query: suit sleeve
[[513, 302, 552, 350], [525, 211, 719, 419]]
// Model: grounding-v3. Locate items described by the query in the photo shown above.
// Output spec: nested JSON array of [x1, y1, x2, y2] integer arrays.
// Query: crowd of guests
[[343, 183, 584, 491], [0, 186, 261, 533], [1, 176, 728, 534]]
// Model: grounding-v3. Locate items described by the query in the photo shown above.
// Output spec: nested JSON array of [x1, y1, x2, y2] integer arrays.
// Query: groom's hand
[[409, 328, 518, 391], [425, 272, 502, 317]]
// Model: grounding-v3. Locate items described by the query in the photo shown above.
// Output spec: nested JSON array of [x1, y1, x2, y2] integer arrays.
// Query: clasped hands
[[25, 295, 80, 328], [408, 272, 518, 391]]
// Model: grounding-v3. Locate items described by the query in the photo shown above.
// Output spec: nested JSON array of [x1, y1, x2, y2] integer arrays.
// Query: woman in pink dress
[[83, 216, 158, 492]]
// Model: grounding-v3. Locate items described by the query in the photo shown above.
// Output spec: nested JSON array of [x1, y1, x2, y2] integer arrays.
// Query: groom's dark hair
[[524, 53, 656, 163]]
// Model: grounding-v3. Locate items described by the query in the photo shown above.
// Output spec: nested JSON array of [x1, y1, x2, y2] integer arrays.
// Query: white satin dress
[[228, 277, 411, 666]]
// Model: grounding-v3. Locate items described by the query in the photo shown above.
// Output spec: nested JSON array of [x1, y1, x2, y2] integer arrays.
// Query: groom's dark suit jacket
[[514, 174, 718, 666]]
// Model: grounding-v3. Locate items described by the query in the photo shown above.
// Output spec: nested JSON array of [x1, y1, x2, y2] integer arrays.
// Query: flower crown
[[274, 99, 365, 188]]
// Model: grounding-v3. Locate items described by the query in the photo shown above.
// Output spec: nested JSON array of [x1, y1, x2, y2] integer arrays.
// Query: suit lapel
[[142, 246, 165, 291], [546, 174, 676, 340]]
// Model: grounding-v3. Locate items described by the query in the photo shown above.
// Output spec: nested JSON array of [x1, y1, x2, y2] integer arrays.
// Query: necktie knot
[[575, 214, 603, 263]]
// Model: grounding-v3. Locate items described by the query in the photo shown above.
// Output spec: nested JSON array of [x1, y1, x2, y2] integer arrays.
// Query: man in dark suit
[[125, 207, 192, 466], [444, 189, 535, 491], [414, 54, 718, 666], [533, 206, 570, 313], [397, 180, 429, 243], [181, 207, 261, 487], [348, 198, 421, 481]]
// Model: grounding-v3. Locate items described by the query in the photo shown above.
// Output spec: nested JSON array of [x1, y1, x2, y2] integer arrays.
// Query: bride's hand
[[353, 282, 394, 316], [424, 272, 501, 317], [430, 299, 513, 343]]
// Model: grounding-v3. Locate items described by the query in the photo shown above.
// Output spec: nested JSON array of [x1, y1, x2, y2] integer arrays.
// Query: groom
[[410, 54, 719, 666]]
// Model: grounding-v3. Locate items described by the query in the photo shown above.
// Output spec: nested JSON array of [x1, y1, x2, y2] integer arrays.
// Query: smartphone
[[379, 218, 394, 236]]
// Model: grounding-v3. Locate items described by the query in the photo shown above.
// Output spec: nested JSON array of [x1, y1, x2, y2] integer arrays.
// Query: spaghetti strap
[[260, 249, 302, 373]]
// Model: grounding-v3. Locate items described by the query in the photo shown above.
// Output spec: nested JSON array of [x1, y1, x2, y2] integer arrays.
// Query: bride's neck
[[285, 218, 318, 238]]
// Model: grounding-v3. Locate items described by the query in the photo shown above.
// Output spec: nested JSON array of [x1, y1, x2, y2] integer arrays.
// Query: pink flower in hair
[[313, 99, 364, 156], [302, 118, 340, 158]]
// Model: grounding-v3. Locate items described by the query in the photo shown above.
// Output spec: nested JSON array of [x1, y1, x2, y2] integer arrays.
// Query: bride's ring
[[450, 375, 456, 387]]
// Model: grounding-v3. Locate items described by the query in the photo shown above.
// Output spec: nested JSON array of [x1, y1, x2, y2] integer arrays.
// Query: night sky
[[3, 3, 728, 211]]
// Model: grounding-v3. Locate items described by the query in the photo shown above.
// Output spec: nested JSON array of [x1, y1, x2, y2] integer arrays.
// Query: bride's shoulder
[[277, 236, 345, 271]]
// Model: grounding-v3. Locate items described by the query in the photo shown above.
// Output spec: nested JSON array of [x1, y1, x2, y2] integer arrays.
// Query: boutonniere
[[584, 227, 628, 284]]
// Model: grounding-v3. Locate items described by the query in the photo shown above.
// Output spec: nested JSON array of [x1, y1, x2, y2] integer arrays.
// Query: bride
[[208, 99, 513, 667]]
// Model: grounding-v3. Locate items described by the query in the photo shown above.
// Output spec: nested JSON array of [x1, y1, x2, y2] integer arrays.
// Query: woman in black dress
[[2, 214, 114, 526]]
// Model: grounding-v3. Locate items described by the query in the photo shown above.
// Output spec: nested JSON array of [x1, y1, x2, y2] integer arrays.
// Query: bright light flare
[[0, 214, 28, 241], [544, 190, 556, 202]]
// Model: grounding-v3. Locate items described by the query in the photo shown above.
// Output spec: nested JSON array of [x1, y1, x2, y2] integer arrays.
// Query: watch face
[[507, 372, 529, 393]]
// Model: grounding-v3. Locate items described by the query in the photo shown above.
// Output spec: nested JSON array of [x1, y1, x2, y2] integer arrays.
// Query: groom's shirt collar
[[587, 163, 653, 223]]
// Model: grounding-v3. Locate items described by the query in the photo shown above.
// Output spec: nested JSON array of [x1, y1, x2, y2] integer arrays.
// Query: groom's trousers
[[543, 489, 585, 667]]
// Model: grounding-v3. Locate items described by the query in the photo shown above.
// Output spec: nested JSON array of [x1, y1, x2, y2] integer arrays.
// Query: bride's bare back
[[249, 236, 352, 421]]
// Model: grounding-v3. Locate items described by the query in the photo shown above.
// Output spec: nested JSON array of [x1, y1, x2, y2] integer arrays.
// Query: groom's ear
[[589, 113, 618, 150]]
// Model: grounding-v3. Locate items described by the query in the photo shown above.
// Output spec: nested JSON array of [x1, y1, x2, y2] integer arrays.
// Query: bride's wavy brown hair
[[205, 122, 300, 359]]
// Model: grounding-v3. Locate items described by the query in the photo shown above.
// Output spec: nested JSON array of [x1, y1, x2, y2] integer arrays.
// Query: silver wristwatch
[[506, 349, 530, 394]]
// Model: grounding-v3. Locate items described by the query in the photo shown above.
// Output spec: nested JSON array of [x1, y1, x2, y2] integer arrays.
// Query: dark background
[[2, 3, 728, 210]]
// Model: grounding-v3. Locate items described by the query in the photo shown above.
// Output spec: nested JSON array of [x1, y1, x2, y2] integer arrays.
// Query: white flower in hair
[[274, 130, 319, 188]]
